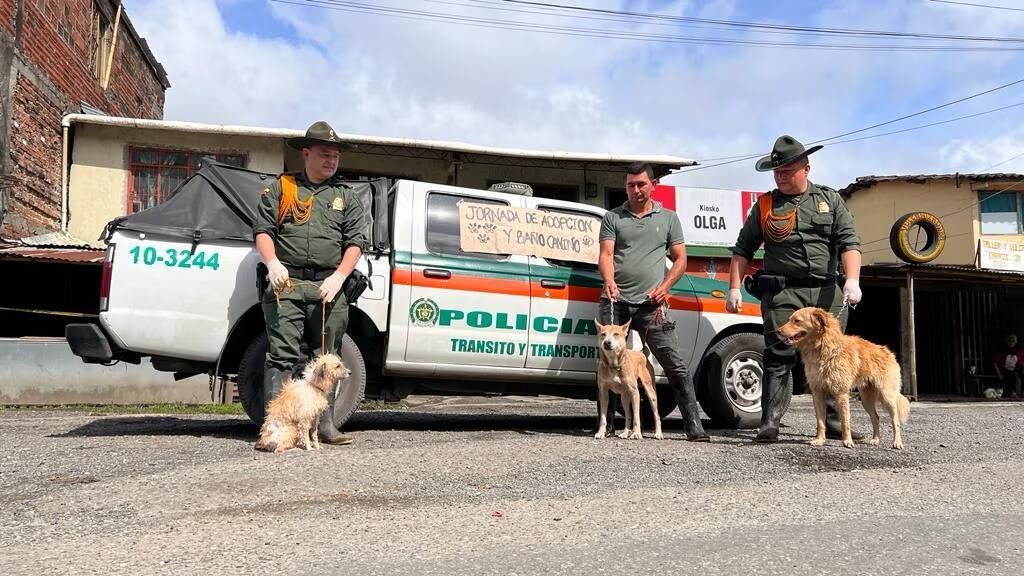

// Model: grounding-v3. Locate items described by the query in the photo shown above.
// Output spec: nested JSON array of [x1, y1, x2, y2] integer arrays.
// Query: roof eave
[[61, 114, 696, 168]]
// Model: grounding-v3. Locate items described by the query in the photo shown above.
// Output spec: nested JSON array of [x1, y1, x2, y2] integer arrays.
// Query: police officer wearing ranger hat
[[725, 135, 864, 443], [253, 120, 368, 446]]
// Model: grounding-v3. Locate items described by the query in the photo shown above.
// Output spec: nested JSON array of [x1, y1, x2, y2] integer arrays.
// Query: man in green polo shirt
[[253, 120, 368, 446], [598, 162, 709, 441], [725, 135, 863, 443]]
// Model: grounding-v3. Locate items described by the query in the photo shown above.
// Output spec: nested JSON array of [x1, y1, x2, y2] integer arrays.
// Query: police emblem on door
[[410, 298, 439, 327]]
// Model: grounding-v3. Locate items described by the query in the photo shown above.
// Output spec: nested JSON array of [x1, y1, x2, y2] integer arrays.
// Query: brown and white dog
[[777, 307, 910, 449], [594, 319, 663, 440], [254, 353, 349, 453]]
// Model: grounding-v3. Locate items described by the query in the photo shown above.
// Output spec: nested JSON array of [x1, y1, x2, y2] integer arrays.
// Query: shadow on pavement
[[48, 410, 731, 439], [49, 416, 255, 440]]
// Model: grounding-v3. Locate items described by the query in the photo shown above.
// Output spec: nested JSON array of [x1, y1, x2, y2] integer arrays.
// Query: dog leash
[[321, 300, 327, 353]]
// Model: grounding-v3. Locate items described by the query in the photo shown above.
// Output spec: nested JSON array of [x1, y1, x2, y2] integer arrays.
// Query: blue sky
[[128, 0, 1024, 191]]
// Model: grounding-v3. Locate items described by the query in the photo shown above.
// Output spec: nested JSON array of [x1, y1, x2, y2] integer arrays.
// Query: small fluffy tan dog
[[777, 307, 910, 449], [254, 353, 349, 453], [594, 319, 663, 440]]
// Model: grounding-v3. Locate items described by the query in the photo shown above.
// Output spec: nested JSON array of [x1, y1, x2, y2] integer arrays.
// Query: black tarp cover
[[103, 162, 387, 248]]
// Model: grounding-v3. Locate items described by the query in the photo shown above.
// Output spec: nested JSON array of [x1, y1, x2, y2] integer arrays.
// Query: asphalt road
[[1, 395, 1022, 575]]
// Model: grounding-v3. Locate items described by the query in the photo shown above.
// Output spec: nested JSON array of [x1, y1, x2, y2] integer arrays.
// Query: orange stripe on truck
[[393, 268, 761, 317], [393, 267, 531, 297]]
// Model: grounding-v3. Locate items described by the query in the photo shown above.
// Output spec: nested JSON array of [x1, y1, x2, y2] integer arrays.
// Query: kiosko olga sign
[[652, 186, 766, 247]]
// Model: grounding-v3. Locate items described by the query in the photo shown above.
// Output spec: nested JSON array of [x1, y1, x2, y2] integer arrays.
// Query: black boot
[[317, 382, 353, 446], [261, 365, 287, 422], [824, 397, 865, 441], [671, 375, 710, 442], [756, 369, 792, 443]]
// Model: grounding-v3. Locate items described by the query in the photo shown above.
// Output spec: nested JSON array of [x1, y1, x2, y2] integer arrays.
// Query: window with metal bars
[[128, 148, 246, 213]]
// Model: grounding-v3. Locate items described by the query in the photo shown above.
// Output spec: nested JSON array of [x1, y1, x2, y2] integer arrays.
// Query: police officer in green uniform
[[253, 121, 368, 446], [725, 135, 863, 443]]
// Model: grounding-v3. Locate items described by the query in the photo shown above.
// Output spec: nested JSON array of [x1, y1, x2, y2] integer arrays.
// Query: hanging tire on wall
[[889, 212, 946, 264]]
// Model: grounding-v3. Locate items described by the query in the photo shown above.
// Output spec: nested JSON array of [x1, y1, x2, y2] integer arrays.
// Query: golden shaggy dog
[[777, 307, 910, 449], [254, 354, 349, 453]]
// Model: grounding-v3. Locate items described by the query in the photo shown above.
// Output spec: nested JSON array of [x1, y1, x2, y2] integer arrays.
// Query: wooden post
[[101, 2, 123, 90], [902, 267, 918, 401]]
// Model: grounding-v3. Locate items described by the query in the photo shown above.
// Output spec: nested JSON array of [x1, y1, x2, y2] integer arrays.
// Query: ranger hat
[[754, 135, 822, 172], [286, 120, 357, 151]]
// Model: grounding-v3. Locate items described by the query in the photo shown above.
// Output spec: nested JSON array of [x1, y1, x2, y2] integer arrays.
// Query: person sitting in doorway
[[992, 333, 1023, 400]]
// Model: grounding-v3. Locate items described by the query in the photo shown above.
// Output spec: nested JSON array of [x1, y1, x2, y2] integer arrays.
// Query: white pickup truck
[[66, 163, 767, 429]]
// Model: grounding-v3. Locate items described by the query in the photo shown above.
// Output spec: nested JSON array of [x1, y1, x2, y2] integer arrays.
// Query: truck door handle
[[423, 268, 451, 279], [540, 279, 566, 289]]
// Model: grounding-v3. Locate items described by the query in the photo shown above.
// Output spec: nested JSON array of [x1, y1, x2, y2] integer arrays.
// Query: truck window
[[536, 205, 602, 272], [425, 193, 508, 260]]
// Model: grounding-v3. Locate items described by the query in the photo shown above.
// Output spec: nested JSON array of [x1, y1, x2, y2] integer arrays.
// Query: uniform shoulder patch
[[332, 196, 345, 211]]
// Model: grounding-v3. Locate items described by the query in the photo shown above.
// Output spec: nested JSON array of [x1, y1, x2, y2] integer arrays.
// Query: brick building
[[0, 0, 168, 239]]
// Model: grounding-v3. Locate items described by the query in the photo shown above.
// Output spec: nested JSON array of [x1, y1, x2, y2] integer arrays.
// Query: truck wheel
[[234, 332, 367, 429], [237, 332, 269, 425], [697, 332, 763, 429], [331, 335, 367, 429]]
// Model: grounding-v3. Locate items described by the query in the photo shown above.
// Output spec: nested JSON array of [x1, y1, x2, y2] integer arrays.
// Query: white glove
[[319, 271, 345, 303], [266, 259, 289, 290], [843, 278, 862, 306], [726, 288, 743, 313]]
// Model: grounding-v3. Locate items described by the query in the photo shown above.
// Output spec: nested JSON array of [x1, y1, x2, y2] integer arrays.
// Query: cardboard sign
[[459, 202, 599, 264], [979, 238, 1024, 273]]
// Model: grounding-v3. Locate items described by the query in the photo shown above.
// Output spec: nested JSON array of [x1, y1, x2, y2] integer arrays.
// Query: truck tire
[[697, 332, 764, 429], [331, 335, 367, 429], [236, 332, 269, 425], [235, 332, 367, 429]]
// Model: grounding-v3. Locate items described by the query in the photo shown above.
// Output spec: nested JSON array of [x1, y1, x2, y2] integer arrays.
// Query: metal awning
[[62, 114, 697, 171], [863, 262, 1024, 284], [0, 246, 104, 265]]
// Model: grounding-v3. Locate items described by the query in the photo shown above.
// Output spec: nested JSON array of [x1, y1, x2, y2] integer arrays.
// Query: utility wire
[[695, 100, 1024, 163], [676, 76, 1024, 173], [272, 0, 1024, 51], [929, 0, 1024, 13], [499, 0, 1024, 43]]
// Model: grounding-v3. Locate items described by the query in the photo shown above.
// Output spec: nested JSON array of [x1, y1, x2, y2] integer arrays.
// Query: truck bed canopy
[[101, 162, 389, 249]]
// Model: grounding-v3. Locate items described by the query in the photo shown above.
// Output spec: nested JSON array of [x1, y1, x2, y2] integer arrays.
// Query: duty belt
[[284, 265, 335, 281], [784, 276, 837, 288]]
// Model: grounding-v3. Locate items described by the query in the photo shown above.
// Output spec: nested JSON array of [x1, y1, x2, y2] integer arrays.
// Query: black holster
[[743, 270, 786, 300], [341, 269, 372, 304]]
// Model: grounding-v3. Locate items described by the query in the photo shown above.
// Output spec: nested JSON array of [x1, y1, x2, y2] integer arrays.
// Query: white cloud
[[128, 0, 1024, 192]]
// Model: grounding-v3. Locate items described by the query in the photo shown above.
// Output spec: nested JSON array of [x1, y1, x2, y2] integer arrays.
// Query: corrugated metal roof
[[864, 262, 1024, 280], [17, 231, 94, 248], [840, 173, 1024, 196], [63, 114, 697, 168], [0, 246, 104, 264]]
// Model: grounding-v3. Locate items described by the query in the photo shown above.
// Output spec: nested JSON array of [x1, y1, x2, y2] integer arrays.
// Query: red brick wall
[[1, 0, 166, 239], [8, 74, 62, 233], [0, 0, 15, 36]]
